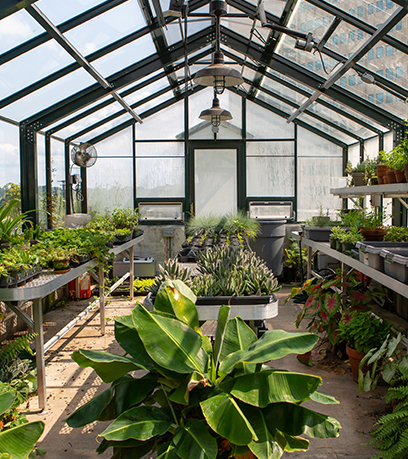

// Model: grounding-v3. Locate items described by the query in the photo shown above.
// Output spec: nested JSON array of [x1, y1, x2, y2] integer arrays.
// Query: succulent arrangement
[[149, 247, 279, 298]]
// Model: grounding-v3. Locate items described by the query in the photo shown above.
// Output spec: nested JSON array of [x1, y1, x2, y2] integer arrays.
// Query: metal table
[[0, 232, 144, 410]]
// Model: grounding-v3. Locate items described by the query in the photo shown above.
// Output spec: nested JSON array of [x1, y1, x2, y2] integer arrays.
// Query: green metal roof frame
[[0, 0, 38, 20]]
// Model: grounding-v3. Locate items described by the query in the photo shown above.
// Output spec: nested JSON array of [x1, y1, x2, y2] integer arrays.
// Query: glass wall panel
[[96, 127, 132, 157], [136, 142, 184, 157], [136, 100, 184, 140], [261, 77, 308, 106], [256, 91, 294, 117], [247, 141, 294, 156], [384, 131, 394, 151], [297, 127, 343, 221], [247, 156, 295, 197], [50, 139, 66, 227], [364, 136, 381, 159], [36, 133, 47, 226], [136, 157, 184, 197], [0, 121, 20, 205], [88, 157, 133, 214], [63, 1, 146, 54], [298, 113, 356, 144], [77, 113, 132, 143], [246, 100, 294, 139], [0, 9, 44, 54]]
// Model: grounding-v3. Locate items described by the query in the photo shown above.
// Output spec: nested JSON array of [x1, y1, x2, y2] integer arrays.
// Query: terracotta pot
[[346, 345, 368, 383], [394, 169, 406, 183], [377, 165, 389, 184], [358, 228, 385, 241], [386, 170, 397, 184], [352, 172, 365, 187]]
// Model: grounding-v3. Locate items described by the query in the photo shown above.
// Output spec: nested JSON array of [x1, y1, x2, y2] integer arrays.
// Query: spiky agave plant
[[65, 280, 341, 458]]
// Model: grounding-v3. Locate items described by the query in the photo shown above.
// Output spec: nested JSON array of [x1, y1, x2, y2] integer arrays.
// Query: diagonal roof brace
[[25, 3, 143, 123], [286, 4, 408, 124]]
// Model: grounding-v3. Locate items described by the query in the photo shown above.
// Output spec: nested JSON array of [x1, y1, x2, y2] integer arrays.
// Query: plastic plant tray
[[356, 241, 408, 272], [380, 248, 408, 283]]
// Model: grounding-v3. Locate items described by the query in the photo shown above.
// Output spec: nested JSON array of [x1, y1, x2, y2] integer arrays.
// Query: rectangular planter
[[357, 241, 408, 273], [303, 226, 334, 242], [381, 248, 408, 283]]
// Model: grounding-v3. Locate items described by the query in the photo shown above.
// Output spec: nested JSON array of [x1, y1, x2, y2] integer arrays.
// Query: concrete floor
[[26, 286, 390, 458]]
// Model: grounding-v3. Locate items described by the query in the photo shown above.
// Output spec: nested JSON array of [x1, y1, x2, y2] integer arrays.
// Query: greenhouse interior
[[1, 0, 408, 458]]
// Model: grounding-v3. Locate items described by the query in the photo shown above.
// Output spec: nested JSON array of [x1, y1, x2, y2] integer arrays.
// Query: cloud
[[0, 14, 34, 41]]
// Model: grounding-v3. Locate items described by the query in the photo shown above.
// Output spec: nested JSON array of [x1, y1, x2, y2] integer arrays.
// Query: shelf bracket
[[349, 197, 363, 209]]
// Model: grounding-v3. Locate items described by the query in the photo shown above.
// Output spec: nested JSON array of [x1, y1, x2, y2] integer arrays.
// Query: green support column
[[45, 133, 52, 228], [20, 123, 38, 226]]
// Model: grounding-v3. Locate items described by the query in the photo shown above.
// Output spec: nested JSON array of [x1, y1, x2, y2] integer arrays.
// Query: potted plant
[[282, 236, 307, 282], [0, 199, 30, 248], [340, 227, 363, 254], [304, 207, 340, 242], [65, 282, 341, 458], [111, 206, 140, 234], [338, 311, 393, 382], [345, 161, 367, 186], [330, 226, 347, 251], [48, 246, 71, 273], [381, 144, 408, 184], [384, 226, 408, 242]]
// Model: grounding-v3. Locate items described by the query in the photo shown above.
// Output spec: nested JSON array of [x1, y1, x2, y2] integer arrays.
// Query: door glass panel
[[194, 149, 237, 216]]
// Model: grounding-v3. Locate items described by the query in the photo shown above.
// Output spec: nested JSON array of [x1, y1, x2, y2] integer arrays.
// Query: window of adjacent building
[[340, 76, 347, 87], [386, 45, 393, 56], [308, 62, 313, 71], [376, 93, 384, 104], [396, 66, 402, 77], [368, 49, 374, 59], [340, 33, 346, 44], [358, 30, 364, 39], [357, 6, 363, 17], [300, 22, 305, 32], [333, 35, 338, 45], [323, 16, 329, 26], [396, 21, 402, 30], [349, 75, 356, 85], [386, 0, 393, 8], [386, 93, 393, 103], [376, 1, 383, 12], [349, 31, 355, 41], [307, 20, 313, 31], [386, 68, 393, 79], [349, 8, 355, 15], [376, 47, 384, 58], [368, 94, 374, 102], [368, 4, 374, 14]]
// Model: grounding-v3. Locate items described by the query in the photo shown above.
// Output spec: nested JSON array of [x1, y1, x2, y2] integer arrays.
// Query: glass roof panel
[[1, 67, 95, 122], [298, 112, 357, 144], [261, 76, 309, 105], [0, 8, 44, 54], [325, 21, 370, 57], [322, 0, 393, 28], [123, 76, 171, 106], [92, 34, 156, 77], [319, 94, 388, 132], [276, 0, 338, 77], [76, 113, 133, 143], [338, 69, 408, 120], [245, 0, 286, 18], [257, 90, 294, 114], [223, 18, 269, 48], [45, 94, 115, 131], [55, 101, 124, 138], [307, 102, 375, 138], [388, 14, 408, 42], [358, 40, 408, 91], [137, 91, 174, 115], [0, 39, 74, 100], [165, 16, 212, 46], [36, 0, 107, 24], [63, 1, 146, 55], [267, 68, 314, 94]]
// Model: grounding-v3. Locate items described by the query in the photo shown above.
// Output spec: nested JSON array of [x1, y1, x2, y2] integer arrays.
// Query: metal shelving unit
[[0, 232, 144, 411]]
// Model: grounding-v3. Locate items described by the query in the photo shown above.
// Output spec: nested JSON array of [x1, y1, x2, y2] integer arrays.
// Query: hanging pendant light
[[199, 92, 232, 133], [194, 0, 243, 94]]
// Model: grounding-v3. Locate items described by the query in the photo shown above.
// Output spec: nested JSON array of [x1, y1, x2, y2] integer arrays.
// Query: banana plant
[[65, 280, 341, 458]]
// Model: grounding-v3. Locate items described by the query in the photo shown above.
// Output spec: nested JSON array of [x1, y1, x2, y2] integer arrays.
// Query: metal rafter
[[221, 25, 404, 129], [25, 3, 143, 123], [223, 48, 383, 136], [21, 27, 211, 129], [287, 4, 408, 122], [0, 0, 129, 65]]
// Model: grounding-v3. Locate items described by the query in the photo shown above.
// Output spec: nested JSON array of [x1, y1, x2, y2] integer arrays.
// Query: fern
[[0, 333, 37, 363]]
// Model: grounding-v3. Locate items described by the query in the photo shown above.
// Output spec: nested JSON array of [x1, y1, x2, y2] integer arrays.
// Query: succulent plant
[[147, 259, 192, 296]]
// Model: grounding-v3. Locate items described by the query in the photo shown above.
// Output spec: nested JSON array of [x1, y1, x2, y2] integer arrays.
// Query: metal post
[[307, 246, 312, 279], [129, 246, 134, 300], [33, 299, 46, 410], [98, 266, 105, 335]]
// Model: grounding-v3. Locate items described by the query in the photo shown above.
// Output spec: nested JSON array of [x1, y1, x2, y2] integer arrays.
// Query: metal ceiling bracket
[[397, 197, 408, 210], [287, 5, 408, 123]]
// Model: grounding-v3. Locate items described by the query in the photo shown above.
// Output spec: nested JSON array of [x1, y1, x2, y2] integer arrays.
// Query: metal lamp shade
[[194, 51, 243, 94], [199, 97, 233, 127]]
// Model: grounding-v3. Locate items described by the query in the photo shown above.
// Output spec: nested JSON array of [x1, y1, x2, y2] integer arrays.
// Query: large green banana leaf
[[111, 439, 159, 459], [0, 389, 17, 416], [212, 305, 230, 374], [173, 419, 217, 459], [219, 317, 257, 363], [0, 421, 44, 459], [200, 393, 257, 446], [114, 315, 156, 366], [132, 304, 208, 376], [72, 349, 145, 383], [155, 282, 199, 330], [262, 402, 341, 439], [219, 330, 318, 374], [231, 370, 322, 407], [156, 443, 181, 459], [241, 404, 283, 459], [309, 391, 339, 405], [65, 374, 157, 427], [275, 430, 309, 453], [97, 437, 157, 456], [100, 405, 172, 442]]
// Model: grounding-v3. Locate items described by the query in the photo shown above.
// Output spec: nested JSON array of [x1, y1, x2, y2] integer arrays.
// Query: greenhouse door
[[193, 148, 238, 216]]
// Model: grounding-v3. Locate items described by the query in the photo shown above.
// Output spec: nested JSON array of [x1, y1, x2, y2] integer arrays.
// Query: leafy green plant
[[305, 206, 337, 227], [330, 226, 347, 241], [338, 311, 393, 354], [65, 281, 341, 458], [0, 200, 30, 242], [368, 352, 408, 459], [345, 157, 380, 185], [384, 226, 408, 242], [340, 227, 363, 245], [283, 237, 307, 279], [148, 259, 192, 296], [111, 207, 140, 229], [133, 277, 155, 293]]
